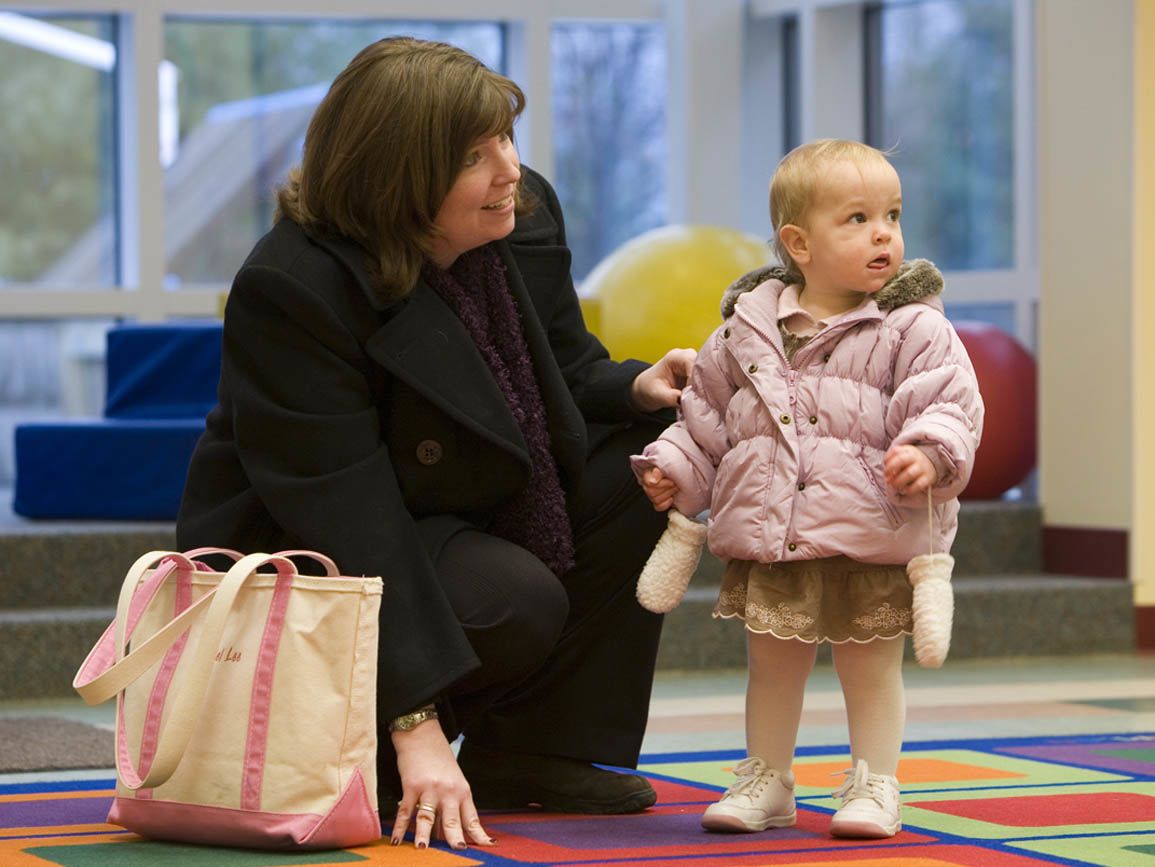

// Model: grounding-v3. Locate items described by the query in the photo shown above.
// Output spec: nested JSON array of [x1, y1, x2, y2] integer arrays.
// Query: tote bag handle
[[114, 553, 299, 789], [73, 549, 335, 704], [74, 553, 300, 789], [74, 551, 204, 705]]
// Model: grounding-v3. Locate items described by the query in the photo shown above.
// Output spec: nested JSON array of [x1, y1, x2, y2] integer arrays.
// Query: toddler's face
[[800, 158, 904, 295]]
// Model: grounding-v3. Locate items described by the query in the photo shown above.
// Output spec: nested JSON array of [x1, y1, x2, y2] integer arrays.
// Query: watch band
[[388, 703, 439, 732]]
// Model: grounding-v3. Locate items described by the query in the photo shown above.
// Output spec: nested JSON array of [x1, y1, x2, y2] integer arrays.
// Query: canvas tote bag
[[73, 549, 383, 850]]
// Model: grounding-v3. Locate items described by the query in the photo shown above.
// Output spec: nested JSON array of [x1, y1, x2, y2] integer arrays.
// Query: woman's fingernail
[[390, 837, 400, 846], [454, 842, 467, 850], [416, 841, 427, 850]]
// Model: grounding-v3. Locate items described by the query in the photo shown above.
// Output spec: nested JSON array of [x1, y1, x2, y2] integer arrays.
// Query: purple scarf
[[421, 247, 575, 577]]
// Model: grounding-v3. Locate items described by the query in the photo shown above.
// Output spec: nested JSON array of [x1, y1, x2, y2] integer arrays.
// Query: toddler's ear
[[779, 224, 810, 266]]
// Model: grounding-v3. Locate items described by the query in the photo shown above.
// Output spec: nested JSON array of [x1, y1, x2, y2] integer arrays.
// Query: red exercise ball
[[953, 321, 1036, 500]]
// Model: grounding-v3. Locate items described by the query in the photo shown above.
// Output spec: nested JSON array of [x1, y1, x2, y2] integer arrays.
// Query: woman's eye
[[462, 151, 481, 168]]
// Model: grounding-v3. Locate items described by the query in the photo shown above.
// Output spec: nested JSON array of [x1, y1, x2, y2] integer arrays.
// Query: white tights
[[745, 632, 906, 776]]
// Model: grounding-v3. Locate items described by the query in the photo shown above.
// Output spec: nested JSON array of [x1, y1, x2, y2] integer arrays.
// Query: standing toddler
[[634, 139, 983, 838]]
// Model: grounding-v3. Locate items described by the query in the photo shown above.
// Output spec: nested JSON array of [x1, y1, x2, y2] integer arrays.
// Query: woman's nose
[[501, 162, 521, 184], [498, 145, 521, 181]]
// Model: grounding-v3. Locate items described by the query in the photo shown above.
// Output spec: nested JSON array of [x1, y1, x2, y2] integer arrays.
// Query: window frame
[[0, 0, 665, 321]]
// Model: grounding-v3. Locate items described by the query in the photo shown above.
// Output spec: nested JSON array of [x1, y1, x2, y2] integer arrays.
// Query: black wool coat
[[176, 169, 653, 720]]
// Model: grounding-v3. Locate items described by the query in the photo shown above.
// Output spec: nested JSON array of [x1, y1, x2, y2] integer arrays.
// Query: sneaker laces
[[724, 757, 772, 798], [833, 760, 891, 806]]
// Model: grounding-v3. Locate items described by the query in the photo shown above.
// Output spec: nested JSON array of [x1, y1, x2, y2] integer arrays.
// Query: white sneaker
[[701, 757, 797, 833], [830, 759, 901, 838]]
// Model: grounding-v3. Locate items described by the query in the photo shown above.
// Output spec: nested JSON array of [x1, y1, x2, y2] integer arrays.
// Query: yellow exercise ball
[[583, 224, 773, 363]]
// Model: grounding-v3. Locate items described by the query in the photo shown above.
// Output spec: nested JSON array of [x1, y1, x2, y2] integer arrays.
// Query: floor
[[2, 652, 1153, 787], [643, 653, 1155, 756]]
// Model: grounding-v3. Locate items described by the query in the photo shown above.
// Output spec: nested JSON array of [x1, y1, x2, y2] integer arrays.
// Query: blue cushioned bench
[[12, 321, 221, 520]]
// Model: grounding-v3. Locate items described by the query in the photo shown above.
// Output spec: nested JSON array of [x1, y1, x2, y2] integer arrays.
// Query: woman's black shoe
[[457, 741, 657, 814]]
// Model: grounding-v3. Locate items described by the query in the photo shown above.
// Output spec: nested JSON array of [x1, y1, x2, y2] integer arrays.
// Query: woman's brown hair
[[276, 37, 531, 299]]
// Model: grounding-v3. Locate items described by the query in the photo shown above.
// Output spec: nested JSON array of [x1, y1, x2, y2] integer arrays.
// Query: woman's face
[[428, 133, 521, 269]]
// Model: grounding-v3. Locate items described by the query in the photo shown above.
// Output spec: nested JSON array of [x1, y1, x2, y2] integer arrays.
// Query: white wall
[[1036, 0, 1133, 529]]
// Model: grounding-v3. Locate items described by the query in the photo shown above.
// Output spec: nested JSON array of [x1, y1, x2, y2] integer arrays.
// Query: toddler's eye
[[888, 209, 901, 222], [849, 213, 866, 224]]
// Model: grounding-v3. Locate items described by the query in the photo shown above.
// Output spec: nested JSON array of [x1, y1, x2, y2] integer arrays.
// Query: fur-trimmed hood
[[719, 257, 944, 319]]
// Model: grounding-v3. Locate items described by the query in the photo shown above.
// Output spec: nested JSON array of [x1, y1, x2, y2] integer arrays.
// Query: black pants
[[381, 422, 667, 788]]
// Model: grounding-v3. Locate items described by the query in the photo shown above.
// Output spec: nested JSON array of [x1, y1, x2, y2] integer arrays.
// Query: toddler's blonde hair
[[769, 139, 895, 282]]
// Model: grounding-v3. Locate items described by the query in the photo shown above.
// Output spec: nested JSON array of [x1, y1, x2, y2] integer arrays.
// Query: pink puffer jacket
[[633, 259, 984, 566]]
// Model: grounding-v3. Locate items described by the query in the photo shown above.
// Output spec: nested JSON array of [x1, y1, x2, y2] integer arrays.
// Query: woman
[[176, 36, 694, 852]]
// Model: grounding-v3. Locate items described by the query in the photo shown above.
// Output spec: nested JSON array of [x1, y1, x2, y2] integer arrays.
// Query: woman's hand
[[390, 721, 495, 851], [630, 348, 697, 413], [640, 466, 679, 511], [884, 444, 939, 496]]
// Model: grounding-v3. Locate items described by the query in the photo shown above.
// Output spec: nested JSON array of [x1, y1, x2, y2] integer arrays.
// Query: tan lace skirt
[[714, 555, 913, 643]]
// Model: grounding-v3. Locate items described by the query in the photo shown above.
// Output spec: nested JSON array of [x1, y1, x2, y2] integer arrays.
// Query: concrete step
[[950, 500, 1042, 575], [0, 496, 1088, 699], [0, 500, 1037, 610], [0, 606, 115, 700], [1, 574, 1134, 699], [656, 574, 1135, 671], [0, 525, 175, 608]]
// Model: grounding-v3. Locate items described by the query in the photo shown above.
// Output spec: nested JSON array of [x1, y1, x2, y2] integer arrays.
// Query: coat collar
[[721, 257, 946, 320], [311, 228, 586, 487]]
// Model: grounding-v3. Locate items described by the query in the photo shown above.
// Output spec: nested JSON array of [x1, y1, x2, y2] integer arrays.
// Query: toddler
[[634, 139, 983, 838]]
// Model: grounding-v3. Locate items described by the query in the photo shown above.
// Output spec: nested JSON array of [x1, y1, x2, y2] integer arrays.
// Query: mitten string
[[926, 487, 934, 555]]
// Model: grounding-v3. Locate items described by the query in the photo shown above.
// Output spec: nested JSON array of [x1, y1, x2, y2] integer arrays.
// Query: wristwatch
[[388, 703, 439, 732]]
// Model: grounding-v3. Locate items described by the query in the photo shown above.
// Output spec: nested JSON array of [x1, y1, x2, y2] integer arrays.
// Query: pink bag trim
[[106, 557, 189, 791], [136, 571, 194, 799], [74, 557, 182, 688], [117, 554, 297, 791], [302, 767, 380, 849], [107, 767, 380, 850], [241, 572, 293, 811]]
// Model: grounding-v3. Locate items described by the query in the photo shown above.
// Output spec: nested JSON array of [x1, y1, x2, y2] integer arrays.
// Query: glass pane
[[551, 22, 667, 280], [162, 19, 503, 287], [944, 301, 1016, 338], [0, 319, 112, 487], [0, 12, 117, 287], [870, 0, 1014, 270]]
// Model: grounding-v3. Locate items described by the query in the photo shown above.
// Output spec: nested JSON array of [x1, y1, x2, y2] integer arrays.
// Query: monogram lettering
[[214, 646, 242, 663]]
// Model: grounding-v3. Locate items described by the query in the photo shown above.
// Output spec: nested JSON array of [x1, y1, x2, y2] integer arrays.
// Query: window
[[162, 19, 504, 287], [551, 21, 666, 280], [865, 0, 1015, 272], [0, 12, 117, 288]]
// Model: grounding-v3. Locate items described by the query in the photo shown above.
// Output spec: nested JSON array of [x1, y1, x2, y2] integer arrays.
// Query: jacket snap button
[[823, 353, 831, 362], [787, 542, 797, 552], [797, 482, 806, 491], [416, 439, 443, 466], [748, 363, 758, 374], [809, 415, 818, 425], [723, 327, 731, 338], [780, 414, 791, 425]]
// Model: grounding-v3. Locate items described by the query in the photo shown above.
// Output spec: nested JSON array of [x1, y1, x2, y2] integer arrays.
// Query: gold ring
[[416, 803, 436, 814]]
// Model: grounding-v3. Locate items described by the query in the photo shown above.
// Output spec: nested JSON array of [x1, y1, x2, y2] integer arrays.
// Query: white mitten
[[636, 510, 709, 613], [906, 552, 955, 668]]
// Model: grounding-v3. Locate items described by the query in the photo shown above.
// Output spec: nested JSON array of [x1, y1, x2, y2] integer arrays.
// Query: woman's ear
[[779, 224, 810, 266]]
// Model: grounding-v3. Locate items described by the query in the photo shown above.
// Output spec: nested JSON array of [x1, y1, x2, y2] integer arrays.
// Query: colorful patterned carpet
[[3, 732, 1153, 866]]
